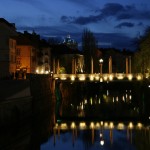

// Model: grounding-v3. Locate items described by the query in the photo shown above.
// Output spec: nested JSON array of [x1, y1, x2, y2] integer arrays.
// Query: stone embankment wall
[[0, 74, 54, 128]]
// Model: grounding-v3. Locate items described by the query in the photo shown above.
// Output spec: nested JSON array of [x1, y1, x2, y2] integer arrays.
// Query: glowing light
[[128, 122, 133, 129], [117, 123, 125, 130], [71, 75, 75, 81], [95, 122, 100, 128], [137, 75, 142, 80], [90, 75, 94, 81], [117, 74, 124, 80], [104, 122, 108, 128], [137, 123, 143, 129], [109, 74, 113, 81], [100, 133, 103, 138], [103, 75, 107, 81], [100, 140, 104, 146], [116, 96, 118, 102], [90, 98, 93, 105], [128, 74, 133, 80], [100, 77, 103, 82], [36, 69, 39, 74], [61, 123, 68, 129], [109, 122, 114, 129], [79, 122, 86, 129], [41, 69, 44, 74], [60, 77, 67, 80], [107, 90, 109, 96], [45, 70, 49, 74], [122, 96, 125, 102], [71, 122, 76, 129], [95, 75, 99, 81], [90, 122, 94, 129], [79, 75, 85, 81], [100, 121, 104, 126], [84, 99, 87, 104], [98, 98, 101, 104]]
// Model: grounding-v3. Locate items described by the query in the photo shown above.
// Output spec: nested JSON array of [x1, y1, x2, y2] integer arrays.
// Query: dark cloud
[[138, 22, 143, 26], [94, 32, 134, 50], [72, 15, 101, 25], [100, 3, 125, 16], [115, 22, 134, 28], [60, 2, 150, 25], [61, 14, 103, 25], [60, 16, 75, 23]]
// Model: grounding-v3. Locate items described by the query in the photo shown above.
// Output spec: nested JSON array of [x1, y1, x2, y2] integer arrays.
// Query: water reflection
[[41, 121, 150, 150]]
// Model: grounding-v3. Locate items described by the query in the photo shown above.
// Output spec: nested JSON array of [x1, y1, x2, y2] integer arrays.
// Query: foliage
[[133, 26, 150, 73], [82, 28, 98, 73]]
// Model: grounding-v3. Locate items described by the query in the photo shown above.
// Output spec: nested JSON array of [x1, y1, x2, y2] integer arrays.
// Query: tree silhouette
[[82, 28, 98, 73]]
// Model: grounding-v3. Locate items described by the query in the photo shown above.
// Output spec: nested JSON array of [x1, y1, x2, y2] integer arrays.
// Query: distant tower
[[63, 34, 78, 49]]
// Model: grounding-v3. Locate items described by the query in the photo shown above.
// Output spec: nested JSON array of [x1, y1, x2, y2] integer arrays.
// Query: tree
[[133, 27, 150, 73], [82, 28, 98, 73]]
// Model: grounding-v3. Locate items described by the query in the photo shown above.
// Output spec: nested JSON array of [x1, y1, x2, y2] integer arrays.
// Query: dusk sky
[[1, 0, 150, 50]]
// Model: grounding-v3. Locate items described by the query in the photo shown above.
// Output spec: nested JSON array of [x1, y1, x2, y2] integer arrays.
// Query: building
[[0, 18, 17, 78], [63, 35, 78, 50], [36, 39, 51, 74], [15, 31, 39, 74], [51, 44, 84, 74]]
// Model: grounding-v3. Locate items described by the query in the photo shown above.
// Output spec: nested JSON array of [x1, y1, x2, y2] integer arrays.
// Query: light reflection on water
[[41, 121, 150, 150]]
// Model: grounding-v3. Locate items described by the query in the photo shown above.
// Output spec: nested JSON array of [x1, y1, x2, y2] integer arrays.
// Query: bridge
[[53, 73, 150, 82]]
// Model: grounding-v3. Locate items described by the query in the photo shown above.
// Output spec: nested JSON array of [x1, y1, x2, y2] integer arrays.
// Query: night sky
[[1, 0, 150, 50]]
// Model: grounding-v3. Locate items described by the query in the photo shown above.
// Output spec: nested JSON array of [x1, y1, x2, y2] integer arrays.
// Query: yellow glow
[[137, 123, 143, 129], [109, 74, 113, 81], [128, 122, 133, 129], [79, 75, 85, 81], [128, 74, 133, 80], [100, 121, 104, 126], [60, 76, 67, 80], [45, 71, 49, 74], [109, 122, 114, 129], [36, 69, 39, 74], [95, 75, 99, 80], [104, 122, 108, 128], [79, 122, 86, 129], [90, 75, 94, 81], [98, 98, 101, 104], [100, 77, 103, 82], [95, 122, 100, 128], [54, 123, 58, 129], [117, 74, 124, 80], [137, 75, 142, 80], [84, 99, 87, 104], [90, 98, 93, 105], [41, 69, 44, 74], [103, 75, 107, 81], [71, 122, 76, 129], [61, 123, 68, 129], [117, 123, 125, 130], [71, 75, 75, 81], [90, 122, 94, 129]]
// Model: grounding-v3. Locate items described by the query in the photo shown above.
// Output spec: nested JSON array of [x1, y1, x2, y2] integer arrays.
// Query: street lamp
[[99, 59, 103, 74]]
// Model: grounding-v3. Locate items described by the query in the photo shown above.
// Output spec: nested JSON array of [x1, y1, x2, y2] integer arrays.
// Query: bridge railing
[[53, 73, 149, 81]]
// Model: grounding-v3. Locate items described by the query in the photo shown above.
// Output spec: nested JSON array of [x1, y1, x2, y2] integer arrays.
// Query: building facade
[[0, 18, 17, 78]]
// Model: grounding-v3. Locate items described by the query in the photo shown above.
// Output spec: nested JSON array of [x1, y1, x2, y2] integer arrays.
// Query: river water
[[0, 81, 150, 150]]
